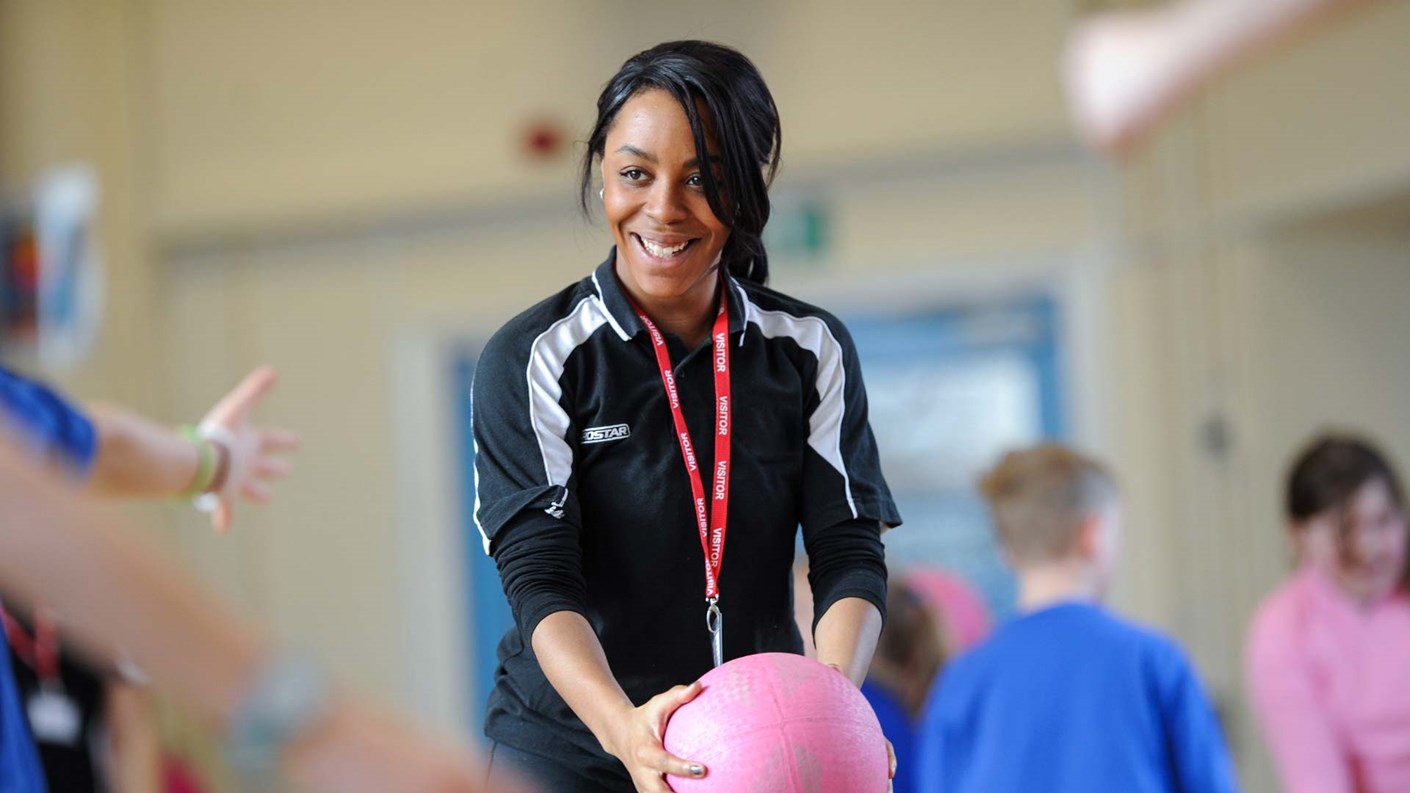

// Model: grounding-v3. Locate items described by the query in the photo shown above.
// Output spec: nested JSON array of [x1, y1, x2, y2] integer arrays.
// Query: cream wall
[[139, 0, 1071, 243], [5, 1, 1410, 792]]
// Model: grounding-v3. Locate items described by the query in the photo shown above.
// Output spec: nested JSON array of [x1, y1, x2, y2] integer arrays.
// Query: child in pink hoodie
[[1247, 434, 1410, 793]]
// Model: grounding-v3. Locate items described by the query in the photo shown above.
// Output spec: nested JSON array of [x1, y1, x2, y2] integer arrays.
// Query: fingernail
[[690, 764, 704, 777]]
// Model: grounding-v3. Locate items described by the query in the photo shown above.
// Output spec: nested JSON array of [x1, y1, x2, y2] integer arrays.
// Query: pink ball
[[663, 653, 889, 793]]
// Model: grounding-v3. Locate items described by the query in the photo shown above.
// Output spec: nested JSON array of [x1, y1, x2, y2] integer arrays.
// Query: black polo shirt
[[472, 251, 900, 784]]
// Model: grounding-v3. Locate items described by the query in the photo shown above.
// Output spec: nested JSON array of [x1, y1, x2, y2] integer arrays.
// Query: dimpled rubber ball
[[663, 652, 888, 793]]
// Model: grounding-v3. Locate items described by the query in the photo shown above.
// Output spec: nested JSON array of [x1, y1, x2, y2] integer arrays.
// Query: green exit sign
[[764, 200, 829, 263]]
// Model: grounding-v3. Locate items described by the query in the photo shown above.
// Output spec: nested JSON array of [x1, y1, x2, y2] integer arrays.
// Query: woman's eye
[[621, 168, 646, 181], [686, 174, 703, 186]]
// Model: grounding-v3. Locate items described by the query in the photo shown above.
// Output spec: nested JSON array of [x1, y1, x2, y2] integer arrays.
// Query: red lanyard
[[2, 607, 60, 684], [629, 279, 732, 665]]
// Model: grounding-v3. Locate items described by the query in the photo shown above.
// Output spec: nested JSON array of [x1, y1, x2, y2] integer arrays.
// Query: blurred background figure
[[1, 69, 295, 793], [1064, 0, 1384, 154], [4, 605, 169, 793], [0, 362, 294, 792], [0, 434, 525, 793], [857, 564, 993, 793], [916, 445, 1238, 793], [1246, 435, 1410, 793], [861, 579, 948, 793], [902, 568, 993, 657]]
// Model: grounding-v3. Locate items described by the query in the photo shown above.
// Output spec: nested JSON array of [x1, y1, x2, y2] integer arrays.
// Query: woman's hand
[[603, 682, 707, 793], [531, 612, 703, 792], [825, 662, 896, 792], [886, 737, 897, 792]]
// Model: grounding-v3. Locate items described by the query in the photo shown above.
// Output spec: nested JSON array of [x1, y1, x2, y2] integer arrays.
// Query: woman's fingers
[[644, 683, 707, 789], [626, 724, 704, 779], [616, 682, 709, 792], [658, 747, 706, 781], [652, 681, 702, 718], [886, 737, 897, 791]]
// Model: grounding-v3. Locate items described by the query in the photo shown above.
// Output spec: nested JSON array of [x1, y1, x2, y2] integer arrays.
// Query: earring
[[599, 188, 605, 201]]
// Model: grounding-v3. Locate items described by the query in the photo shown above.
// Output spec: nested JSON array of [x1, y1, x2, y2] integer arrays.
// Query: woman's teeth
[[640, 236, 691, 258]]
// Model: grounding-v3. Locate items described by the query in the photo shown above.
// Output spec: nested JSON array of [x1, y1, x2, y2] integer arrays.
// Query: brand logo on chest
[[581, 423, 631, 445]]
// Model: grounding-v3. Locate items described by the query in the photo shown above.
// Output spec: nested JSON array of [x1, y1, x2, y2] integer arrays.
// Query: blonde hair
[[979, 444, 1117, 565]]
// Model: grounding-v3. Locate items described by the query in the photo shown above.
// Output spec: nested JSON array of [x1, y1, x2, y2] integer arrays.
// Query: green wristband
[[177, 425, 216, 499]]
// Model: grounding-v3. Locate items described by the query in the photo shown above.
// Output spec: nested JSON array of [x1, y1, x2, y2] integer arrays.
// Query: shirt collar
[[1296, 563, 1410, 613], [591, 251, 642, 341], [591, 248, 749, 343]]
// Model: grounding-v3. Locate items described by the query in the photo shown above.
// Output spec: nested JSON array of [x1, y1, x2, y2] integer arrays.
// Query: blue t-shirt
[[863, 678, 918, 793], [0, 366, 96, 474], [0, 645, 45, 793], [0, 364, 97, 793], [915, 602, 1238, 793]]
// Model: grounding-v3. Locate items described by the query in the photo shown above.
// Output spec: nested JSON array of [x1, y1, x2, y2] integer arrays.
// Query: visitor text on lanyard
[[631, 280, 732, 668]]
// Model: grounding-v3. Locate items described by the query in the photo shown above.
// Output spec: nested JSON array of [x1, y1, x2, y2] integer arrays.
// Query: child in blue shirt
[[915, 444, 1238, 793]]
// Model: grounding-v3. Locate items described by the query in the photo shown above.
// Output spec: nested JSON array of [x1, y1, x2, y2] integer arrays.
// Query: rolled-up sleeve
[[796, 314, 897, 630], [471, 327, 588, 640], [803, 516, 888, 632]]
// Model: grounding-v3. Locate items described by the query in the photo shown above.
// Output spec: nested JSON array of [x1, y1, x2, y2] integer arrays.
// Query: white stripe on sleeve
[[736, 292, 858, 519], [473, 297, 609, 552]]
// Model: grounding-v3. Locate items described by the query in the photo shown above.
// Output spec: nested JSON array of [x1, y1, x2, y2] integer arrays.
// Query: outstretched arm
[[0, 437, 517, 793], [83, 403, 202, 497], [85, 366, 299, 531], [1065, 0, 1382, 155]]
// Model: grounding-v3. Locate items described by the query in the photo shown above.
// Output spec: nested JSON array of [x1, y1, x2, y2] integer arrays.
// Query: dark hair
[[1286, 434, 1406, 522], [874, 581, 946, 720], [580, 40, 781, 285]]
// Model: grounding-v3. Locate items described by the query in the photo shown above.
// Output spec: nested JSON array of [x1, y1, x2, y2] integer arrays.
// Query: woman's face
[[601, 89, 731, 318], [1295, 477, 1408, 603]]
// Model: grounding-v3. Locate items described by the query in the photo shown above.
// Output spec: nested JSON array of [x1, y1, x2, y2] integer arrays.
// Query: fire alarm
[[522, 118, 569, 161]]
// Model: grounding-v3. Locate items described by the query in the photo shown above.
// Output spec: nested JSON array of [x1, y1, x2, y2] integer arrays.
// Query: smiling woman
[[580, 40, 779, 284], [471, 41, 900, 793], [599, 90, 733, 349]]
